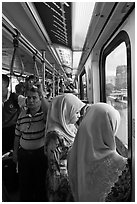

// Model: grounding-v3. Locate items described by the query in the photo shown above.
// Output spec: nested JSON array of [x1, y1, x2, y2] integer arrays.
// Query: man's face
[[26, 79, 35, 90], [26, 77, 38, 90], [26, 91, 41, 110]]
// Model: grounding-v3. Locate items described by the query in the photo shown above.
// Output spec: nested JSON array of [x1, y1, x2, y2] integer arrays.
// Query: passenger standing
[[15, 82, 25, 96], [68, 103, 131, 202], [15, 82, 26, 109], [2, 74, 21, 154], [13, 85, 49, 201], [45, 93, 85, 201], [25, 74, 39, 91], [25, 74, 48, 110]]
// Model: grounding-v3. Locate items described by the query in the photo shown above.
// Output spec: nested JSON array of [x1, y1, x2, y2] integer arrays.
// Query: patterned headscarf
[[68, 103, 127, 201], [45, 93, 85, 144]]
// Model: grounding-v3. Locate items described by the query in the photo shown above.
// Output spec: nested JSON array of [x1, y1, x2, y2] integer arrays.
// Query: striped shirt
[[15, 107, 46, 150]]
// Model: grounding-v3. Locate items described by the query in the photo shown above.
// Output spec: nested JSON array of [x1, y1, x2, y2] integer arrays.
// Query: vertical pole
[[57, 75, 60, 95], [62, 77, 65, 93], [42, 51, 46, 92], [52, 64, 55, 98], [79, 74, 84, 100]]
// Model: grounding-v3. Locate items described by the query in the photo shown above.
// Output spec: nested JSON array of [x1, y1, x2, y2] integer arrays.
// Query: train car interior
[[2, 2, 135, 202]]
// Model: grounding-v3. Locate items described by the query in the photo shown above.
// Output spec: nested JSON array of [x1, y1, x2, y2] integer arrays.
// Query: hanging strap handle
[[33, 52, 39, 78], [10, 29, 25, 77]]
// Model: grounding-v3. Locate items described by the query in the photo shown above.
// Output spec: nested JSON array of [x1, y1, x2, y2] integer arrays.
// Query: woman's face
[[70, 111, 81, 124]]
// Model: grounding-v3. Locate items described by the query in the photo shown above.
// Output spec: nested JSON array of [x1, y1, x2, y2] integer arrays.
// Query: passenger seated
[[45, 93, 85, 201], [68, 103, 131, 202]]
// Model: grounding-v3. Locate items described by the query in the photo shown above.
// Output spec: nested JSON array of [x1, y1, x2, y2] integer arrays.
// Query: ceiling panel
[[34, 2, 72, 49], [2, 2, 60, 72]]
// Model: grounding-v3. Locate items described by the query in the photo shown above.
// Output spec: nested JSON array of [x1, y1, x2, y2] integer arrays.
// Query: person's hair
[[2, 74, 9, 87], [25, 74, 38, 83], [25, 86, 41, 97], [15, 82, 25, 95]]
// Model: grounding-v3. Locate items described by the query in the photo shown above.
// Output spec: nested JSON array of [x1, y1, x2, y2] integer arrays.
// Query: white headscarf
[[45, 93, 85, 144], [68, 103, 127, 201]]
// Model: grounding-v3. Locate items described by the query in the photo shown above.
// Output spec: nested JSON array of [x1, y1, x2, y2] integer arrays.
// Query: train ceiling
[[2, 2, 95, 81], [34, 2, 72, 48], [2, 2, 135, 81]]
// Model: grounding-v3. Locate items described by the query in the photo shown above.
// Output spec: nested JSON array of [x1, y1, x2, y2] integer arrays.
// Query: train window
[[101, 31, 132, 154], [82, 73, 87, 101], [79, 69, 87, 101], [105, 42, 128, 147]]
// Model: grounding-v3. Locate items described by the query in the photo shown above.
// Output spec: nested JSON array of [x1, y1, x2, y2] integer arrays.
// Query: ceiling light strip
[[56, 35, 68, 44], [53, 2, 65, 13], [55, 31, 68, 42], [57, 39, 67, 45], [60, 3, 68, 44], [63, 2, 69, 7], [53, 15, 66, 26], [53, 2, 60, 9], [25, 3, 67, 76], [51, 30, 67, 41], [56, 39, 67, 46], [56, 29, 68, 38], [53, 24, 67, 36], [53, 20, 67, 32], [55, 35, 66, 43], [44, 2, 66, 20], [54, 35, 67, 43]]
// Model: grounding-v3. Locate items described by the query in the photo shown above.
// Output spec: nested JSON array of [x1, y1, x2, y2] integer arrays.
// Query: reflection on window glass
[[105, 42, 128, 147], [82, 73, 87, 101]]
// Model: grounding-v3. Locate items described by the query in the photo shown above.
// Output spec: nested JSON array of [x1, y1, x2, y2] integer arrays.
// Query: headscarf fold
[[45, 93, 85, 144], [68, 103, 127, 201]]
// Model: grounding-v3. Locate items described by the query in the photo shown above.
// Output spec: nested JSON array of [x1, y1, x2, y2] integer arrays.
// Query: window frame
[[79, 68, 87, 101], [99, 30, 132, 161]]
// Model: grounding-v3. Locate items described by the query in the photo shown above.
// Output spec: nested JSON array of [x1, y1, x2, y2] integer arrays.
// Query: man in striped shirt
[[13, 85, 49, 201]]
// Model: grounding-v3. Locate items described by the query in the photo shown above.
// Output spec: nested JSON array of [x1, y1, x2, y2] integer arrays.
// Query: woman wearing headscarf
[[68, 103, 131, 202], [45, 93, 85, 201]]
